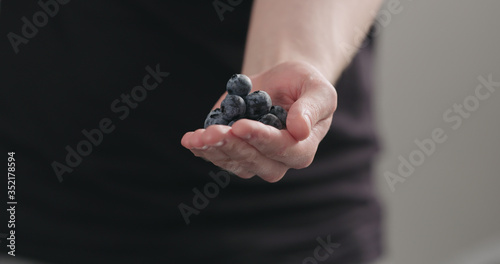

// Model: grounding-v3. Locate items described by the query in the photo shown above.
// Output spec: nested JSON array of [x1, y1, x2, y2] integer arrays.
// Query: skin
[[181, 0, 383, 182]]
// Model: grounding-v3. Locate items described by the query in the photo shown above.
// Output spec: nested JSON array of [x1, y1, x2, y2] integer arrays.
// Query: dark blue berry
[[204, 108, 229, 128], [245, 91, 272, 119], [270, 105, 287, 128], [258, 113, 283, 129], [221, 95, 246, 121], [226, 74, 252, 97]]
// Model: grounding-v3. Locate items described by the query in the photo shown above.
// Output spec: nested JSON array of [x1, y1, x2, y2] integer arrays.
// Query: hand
[[181, 61, 337, 182]]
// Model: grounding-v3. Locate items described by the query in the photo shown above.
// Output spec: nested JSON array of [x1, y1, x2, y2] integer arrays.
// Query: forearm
[[242, 0, 382, 84]]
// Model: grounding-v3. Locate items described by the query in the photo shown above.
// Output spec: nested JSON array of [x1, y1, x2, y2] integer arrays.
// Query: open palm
[[181, 61, 337, 182]]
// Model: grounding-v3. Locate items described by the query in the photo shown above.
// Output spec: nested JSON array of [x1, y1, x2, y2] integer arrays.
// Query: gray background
[[373, 1, 500, 264]]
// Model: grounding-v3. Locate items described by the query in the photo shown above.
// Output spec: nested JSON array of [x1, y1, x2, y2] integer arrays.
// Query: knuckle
[[211, 158, 231, 169], [307, 101, 323, 122], [306, 76, 324, 89], [226, 163, 254, 179], [306, 75, 337, 113], [273, 145, 288, 159], [292, 156, 314, 170], [261, 169, 287, 183], [237, 172, 255, 179], [237, 147, 258, 161], [218, 154, 257, 179], [192, 151, 204, 158]]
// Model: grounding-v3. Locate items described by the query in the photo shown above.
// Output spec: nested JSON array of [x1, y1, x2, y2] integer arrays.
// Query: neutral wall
[[373, 1, 500, 264]]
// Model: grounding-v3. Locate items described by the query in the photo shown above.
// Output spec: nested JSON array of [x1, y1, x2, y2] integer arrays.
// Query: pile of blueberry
[[204, 74, 287, 130]]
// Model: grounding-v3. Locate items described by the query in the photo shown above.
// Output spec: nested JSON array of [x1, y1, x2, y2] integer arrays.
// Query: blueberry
[[221, 95, 246, 120], [245, 91, 272, 119], [270, 105, 287, 128], [226, 74, 252, 97], [258, 113, 283, 130], [204, 108, 229, 128]]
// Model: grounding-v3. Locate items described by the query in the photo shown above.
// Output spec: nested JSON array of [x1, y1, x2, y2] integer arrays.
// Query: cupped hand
[[181, 61, 337, 182]]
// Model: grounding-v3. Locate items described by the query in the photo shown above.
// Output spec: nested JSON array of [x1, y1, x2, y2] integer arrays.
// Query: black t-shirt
[[0, 1, 381, 263]]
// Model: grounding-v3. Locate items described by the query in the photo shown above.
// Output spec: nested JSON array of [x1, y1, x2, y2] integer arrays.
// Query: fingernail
[[303, 112, 312, 129], [213, 141, 224, 147]]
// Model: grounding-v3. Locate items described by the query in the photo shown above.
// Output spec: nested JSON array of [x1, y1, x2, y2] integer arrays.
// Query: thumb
[[286, 83, 337, 141], [286, 98, 314, 142]]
